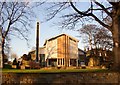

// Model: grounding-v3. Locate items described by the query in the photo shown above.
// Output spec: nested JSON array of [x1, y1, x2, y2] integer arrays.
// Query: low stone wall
[[2, 72, 120, 84]]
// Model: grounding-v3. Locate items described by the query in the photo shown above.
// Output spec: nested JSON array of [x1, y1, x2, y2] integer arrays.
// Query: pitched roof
[[44, 33, 79, 46], [29, 46, 45, 54], [78, 48, 86, 54]]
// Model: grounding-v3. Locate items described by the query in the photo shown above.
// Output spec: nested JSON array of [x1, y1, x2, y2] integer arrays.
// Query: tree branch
[[46, 2, 69, 21], [13, 27, 28, 41], [90, 13, 112, 31], [70, 1, 90, 16], [93, 0, 112, 17], [4, 20, 12, 39], [107, 1, 118, 6], [70, 1, 112, 30]]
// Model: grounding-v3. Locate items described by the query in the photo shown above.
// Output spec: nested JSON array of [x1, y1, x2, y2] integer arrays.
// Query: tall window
[[58, 59, 60, 65], [61, 59, 62, 65], [58, 59, 62, 65], [63, 58, 64, 65]]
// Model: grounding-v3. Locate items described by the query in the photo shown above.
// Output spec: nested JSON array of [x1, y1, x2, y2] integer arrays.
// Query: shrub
[[4, 64, 12, 69], [12, 58, 17, 65], [29, 61, 40, 69]]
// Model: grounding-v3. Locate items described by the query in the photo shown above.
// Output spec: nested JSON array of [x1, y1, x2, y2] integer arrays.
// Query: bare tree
[[79, 24, 98, 49], [11, 52, 18, 61], [79, 24, 113, 50], [31, 46, 36, 51], [0, 2, 43, 68], [94, 28, 113, 50], [44, 0, 120, 70]]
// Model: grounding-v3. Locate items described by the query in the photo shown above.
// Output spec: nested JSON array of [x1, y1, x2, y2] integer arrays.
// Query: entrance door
[[49, 59, 57, 67]]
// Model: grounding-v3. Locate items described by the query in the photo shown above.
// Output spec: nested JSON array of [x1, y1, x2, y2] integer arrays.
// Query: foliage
[[29, 61, 40, 69], [12, 58, 17, 65], [22, 54, 31, 61], [4, 64, 12, 69]]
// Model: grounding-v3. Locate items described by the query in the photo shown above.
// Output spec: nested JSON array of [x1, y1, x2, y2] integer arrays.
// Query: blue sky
[[10, 2, 94, 58]]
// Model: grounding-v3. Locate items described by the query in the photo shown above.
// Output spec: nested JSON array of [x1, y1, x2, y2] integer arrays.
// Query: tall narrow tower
[[36, 22, 39, 62]]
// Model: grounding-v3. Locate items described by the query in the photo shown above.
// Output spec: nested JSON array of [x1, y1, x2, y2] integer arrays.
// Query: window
[[58, 59, 62, 65], [61, 59, 62, 65], [58, 59, 60, 65]]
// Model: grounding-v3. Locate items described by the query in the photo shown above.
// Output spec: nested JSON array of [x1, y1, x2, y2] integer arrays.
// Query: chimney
[[36, 22, 39, 62]]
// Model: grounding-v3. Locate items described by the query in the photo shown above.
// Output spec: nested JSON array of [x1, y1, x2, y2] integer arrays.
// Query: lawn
[[2, 68, 108, 73]]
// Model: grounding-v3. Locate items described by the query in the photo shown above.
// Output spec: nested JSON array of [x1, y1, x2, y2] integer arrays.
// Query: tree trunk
[[112, 8, 120, 71], [2, 37, 5, 68]]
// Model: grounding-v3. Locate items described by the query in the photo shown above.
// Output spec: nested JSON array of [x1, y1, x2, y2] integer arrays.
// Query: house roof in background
[[29, 46, 45, 54], [78, 48, 86, 54]]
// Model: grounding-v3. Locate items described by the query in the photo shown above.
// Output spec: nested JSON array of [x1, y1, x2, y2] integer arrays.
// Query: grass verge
[[2, 68, 108, 73]]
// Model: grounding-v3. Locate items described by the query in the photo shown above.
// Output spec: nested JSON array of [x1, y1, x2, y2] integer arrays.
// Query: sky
[[9, 2, 96, 59]]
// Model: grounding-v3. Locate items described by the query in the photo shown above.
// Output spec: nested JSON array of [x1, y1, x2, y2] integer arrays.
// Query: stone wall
[[2, 72, 120, 84]]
